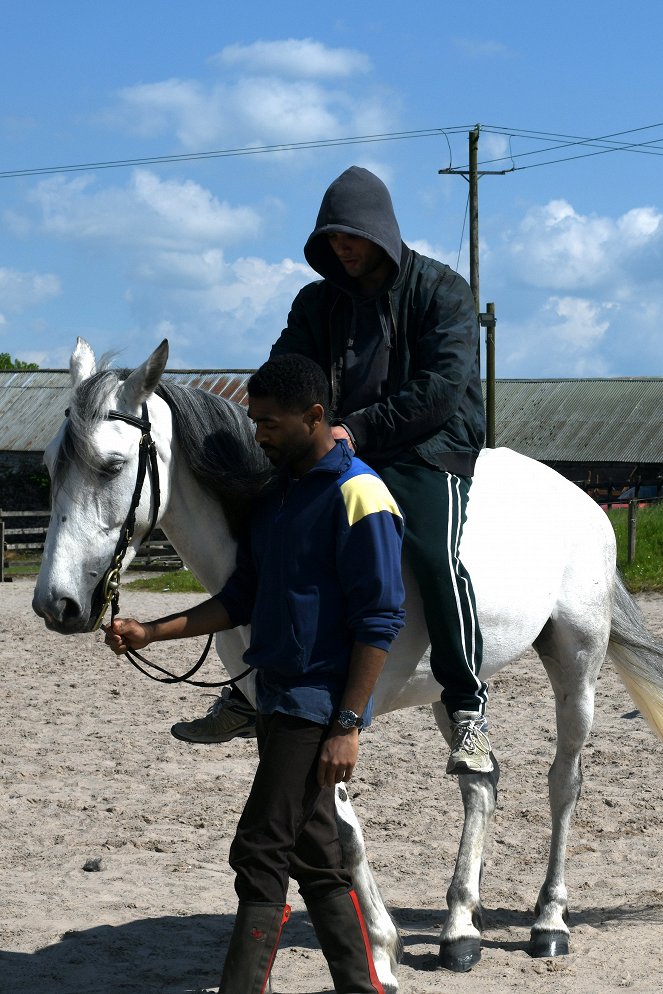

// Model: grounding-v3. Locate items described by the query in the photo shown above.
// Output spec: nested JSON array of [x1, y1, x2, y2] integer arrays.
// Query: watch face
[[339, 710, 359, 728]]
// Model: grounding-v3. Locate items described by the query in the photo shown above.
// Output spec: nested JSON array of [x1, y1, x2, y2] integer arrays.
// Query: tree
[[0, 353, 39, 370]]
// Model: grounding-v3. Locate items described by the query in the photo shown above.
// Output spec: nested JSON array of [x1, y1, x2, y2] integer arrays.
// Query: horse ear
[[117, 339, 169, 411], [70, 338, 97, 387]]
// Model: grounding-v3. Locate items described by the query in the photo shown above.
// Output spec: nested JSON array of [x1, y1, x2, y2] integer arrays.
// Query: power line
[[0, 127, 471, 180], [3, 119, 662, 184], [513, 136, 663, 172], [475, 123, 663, 170]]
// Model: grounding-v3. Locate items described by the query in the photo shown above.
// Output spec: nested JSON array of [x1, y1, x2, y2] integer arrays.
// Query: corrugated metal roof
[[0, 369, 80, 453], [490, 378, 663, 462], [2, 371, 662, 463], [0, 370, 251, 453], [164, 370, 251, 406]]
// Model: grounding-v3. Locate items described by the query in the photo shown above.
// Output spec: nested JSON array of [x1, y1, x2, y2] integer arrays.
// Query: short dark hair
[[248, 354, 331, 416]]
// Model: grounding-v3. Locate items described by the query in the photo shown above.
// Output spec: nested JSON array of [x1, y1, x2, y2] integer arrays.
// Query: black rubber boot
[[304, 888, 385, 994], [218, 902, 290, 994]]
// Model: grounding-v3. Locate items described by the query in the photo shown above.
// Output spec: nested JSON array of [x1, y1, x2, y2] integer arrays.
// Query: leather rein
[[88, 403, 249, 688]]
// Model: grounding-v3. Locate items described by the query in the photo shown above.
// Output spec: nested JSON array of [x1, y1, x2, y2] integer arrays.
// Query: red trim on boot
[[348, 890, 385, 994], [260, 904, 291, 994]]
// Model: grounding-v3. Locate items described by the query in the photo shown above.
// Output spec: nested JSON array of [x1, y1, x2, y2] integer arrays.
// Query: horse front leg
[[335, 783, 402, 993], [440, 771, 499, 969], [432, 700, 499, 972]]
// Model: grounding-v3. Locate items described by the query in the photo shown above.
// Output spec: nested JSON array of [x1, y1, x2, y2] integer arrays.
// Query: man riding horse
[[174, 165, 493, 776]]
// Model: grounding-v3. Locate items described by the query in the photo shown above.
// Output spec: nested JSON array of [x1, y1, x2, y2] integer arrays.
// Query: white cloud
[[8, 163, 318, 365], [499, 296, 615, 377], [106, 39, 392, 150], [0, 267, 61, 312], [617, 206, 661, 242], [480, 131, 512, 166], [504, 199, 663, 292], [27, 170, 261, 251], [510, 200, 613, 288], [128, 254, 313, 366], [115, 78, 206, 140], [233, 78, 357, 141], [213, 39, 372, 78], [488, 199, 663, 375], [114, 78, 225, 148], [407, 238, 469, 279], [545, 296, 613, 350]]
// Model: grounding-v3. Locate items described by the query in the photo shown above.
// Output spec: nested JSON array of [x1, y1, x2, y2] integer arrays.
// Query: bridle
[[90, 403, 160, 634], [86, 401, 250, 688]]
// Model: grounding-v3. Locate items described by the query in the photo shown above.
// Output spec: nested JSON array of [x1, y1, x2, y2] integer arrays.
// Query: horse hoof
[[529, 929, 569, 957], [438, 937, 481, 972]]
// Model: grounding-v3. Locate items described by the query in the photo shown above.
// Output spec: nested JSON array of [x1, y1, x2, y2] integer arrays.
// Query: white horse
[[33, 339, 663, 991]]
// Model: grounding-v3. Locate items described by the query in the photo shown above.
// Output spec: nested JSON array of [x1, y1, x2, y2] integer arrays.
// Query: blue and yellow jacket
[[216, 441, 405, 726]]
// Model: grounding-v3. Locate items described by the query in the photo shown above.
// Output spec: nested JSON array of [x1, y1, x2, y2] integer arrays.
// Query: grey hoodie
[[304, 165, 403, 292]]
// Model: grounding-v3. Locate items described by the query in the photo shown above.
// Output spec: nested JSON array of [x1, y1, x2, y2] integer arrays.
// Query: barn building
[[491, 378, 663, 501], [1, 369, 662, 509]]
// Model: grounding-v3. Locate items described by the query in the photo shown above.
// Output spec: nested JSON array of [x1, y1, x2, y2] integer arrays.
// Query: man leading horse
[[105, 355, 405, 992]]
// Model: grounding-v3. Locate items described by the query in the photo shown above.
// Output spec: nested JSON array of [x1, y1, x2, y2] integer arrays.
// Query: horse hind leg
[[335, 784, 402, 993], [529, 611, 608, 957], [433, 700, 500, 972]]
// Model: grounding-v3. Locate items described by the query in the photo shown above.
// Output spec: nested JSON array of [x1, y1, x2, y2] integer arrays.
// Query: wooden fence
[[1, 509, 181, 582], [3, 492, 661, 580]]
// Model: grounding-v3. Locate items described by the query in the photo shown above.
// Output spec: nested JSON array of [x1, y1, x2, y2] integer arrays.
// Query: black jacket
[[271, 166, 485, 475]]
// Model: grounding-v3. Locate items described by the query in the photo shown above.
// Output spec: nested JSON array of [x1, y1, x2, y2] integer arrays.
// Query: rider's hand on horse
[[103, 618, 154, 655], [331, 424, 355, 450]]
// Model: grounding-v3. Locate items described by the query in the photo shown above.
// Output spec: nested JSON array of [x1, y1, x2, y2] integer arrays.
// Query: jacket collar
[[280, 439, 353, 487]]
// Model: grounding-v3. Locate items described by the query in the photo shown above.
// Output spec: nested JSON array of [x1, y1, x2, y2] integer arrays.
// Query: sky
[[2, 1, 663, 377]]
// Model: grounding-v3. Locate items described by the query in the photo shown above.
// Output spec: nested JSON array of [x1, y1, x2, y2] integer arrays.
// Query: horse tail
[[608, 572, 663, 740]]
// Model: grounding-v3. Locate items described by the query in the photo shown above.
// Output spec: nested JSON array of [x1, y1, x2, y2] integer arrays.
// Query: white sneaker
[[446, 710, 494, 774]]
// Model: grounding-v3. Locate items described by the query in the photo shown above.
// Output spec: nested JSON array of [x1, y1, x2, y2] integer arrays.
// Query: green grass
[[2, 563, 40, 577], [607, 501, 663, 592], [124, 569, 206, 593]]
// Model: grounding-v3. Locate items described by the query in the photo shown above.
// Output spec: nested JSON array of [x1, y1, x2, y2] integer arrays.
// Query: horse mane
[[54, 366, 273, 537], [155, 378, 273, 535]]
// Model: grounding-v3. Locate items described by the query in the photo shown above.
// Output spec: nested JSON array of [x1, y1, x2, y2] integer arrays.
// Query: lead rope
[[112, 594, 254, 688]]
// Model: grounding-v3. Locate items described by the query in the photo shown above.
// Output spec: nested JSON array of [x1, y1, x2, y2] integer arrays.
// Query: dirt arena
[[1, 576, 662, 994]]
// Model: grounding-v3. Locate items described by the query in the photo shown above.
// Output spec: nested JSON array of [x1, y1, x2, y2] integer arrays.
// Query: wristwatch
[[336, 709, 363, 730]]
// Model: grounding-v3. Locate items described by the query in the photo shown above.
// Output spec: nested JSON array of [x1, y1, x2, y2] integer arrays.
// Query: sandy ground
[[1, 576, 663, 994]]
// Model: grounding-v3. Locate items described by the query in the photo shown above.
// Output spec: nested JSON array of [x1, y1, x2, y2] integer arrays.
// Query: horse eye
[[102, 461, 125, 477]]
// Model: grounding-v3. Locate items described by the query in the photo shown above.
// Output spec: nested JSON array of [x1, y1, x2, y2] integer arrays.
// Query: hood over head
[[304, 166, 403, 292]]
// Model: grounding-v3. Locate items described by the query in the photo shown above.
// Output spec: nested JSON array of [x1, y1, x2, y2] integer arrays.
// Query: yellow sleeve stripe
[[340, 474, 403, 527]]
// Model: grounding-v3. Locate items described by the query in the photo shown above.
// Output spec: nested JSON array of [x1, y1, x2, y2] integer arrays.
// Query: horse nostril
[[59, 597, 83, 623], [37, 593, 85, 631]]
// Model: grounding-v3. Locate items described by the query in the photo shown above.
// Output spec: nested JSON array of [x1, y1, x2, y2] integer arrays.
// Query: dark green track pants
[[379, 459, 487, 719]]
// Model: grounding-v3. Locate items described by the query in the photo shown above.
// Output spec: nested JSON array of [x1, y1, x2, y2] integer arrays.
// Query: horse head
[[33, 338, 170, 633]]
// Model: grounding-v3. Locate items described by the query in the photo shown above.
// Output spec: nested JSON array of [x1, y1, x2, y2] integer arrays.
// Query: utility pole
[[483, 302, 496, 449], [439, 126, 510, 445], [468, 125, 480, 315]]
